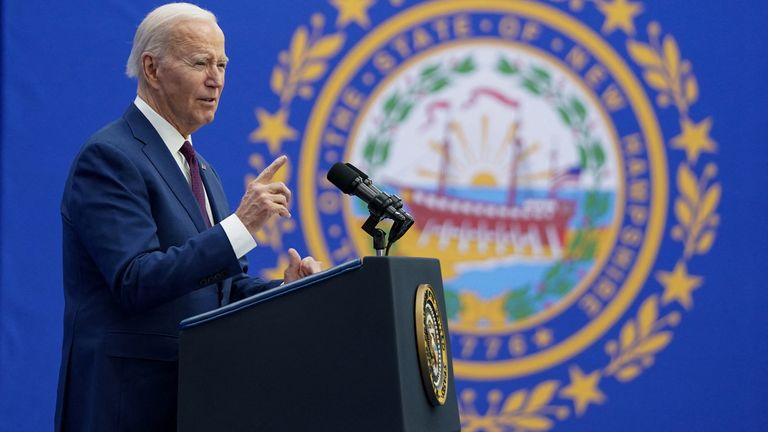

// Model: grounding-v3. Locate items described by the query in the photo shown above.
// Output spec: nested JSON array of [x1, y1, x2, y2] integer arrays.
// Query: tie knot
[[180, 141, 196, 164]]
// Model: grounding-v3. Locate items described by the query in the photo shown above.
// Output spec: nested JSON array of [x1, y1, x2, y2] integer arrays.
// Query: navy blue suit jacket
[[55, 104, 278, 431]]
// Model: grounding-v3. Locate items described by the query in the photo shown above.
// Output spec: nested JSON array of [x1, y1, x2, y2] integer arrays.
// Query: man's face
[[153, 20, 227, 136]]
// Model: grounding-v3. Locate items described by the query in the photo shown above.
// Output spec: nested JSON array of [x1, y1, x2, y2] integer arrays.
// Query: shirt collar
[[133, 95, 192, 154]]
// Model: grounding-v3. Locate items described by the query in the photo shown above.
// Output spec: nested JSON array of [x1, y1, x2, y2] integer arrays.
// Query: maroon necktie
[[180, 141, 212, 228]]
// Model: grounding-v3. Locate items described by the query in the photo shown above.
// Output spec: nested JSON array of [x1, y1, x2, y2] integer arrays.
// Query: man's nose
[[206, 67, 224, 87]]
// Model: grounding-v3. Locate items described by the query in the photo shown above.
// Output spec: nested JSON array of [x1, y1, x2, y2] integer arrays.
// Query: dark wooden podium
[[177, 257, 460, 431]]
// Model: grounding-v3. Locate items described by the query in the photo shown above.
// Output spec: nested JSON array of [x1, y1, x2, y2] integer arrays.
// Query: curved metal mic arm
[[386, 194, 414, 243], [360, 192, 414, 256]]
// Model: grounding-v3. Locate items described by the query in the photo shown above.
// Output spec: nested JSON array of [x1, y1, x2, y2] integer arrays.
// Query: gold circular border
[[415, 283, 449, 406], [339, 38, 625, 334], [299, 0, 668, 378]]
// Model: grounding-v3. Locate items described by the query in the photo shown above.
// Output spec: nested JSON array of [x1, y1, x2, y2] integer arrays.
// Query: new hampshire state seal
[[247, 0, 721, 429]]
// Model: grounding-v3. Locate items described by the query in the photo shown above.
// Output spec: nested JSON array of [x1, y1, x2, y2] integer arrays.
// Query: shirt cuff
[[220, 214, 257, 259]]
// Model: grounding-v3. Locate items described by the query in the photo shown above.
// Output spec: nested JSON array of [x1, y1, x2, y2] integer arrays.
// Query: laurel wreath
[[603, 294, 680, 380], [462, 383, 570, 431], [462, 10, 721, 432], [270, 14, 345, 109], [362, 56, 477, 173], [627, 22, 698, 115]]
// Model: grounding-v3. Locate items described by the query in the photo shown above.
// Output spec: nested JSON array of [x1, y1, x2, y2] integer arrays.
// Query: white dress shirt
[[134, 96, 257, 259]]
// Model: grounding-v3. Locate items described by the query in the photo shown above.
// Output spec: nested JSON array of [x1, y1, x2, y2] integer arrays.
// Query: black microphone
[[327, 162, 415, 247], [327, 162, 408, 221]]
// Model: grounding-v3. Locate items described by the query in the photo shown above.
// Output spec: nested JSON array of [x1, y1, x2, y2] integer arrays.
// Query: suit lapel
[[123, 104, 208, 232], [197, 155, 231, 306]]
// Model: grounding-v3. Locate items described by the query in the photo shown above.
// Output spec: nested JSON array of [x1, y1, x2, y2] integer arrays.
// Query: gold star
[[250, 108, 298, 155], [533, 328, 554, 348], [458, 292, 507, 327], [597, 0, 643, 35], [330, 0, 375, 29], [671, 117, 717, 164], [559, 366, 606, 416], [657, 261, 702, 310]]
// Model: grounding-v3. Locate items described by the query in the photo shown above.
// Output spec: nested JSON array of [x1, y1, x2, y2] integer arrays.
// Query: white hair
[[126, 2, 217, 78]]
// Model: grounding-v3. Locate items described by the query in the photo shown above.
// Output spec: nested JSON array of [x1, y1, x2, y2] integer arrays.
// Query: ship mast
[[548, 146, 557, 197], [507, 121, 521, 206], [438, 121, 452, 197]]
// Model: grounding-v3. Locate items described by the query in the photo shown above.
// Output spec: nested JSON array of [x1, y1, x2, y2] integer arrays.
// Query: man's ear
[[141, 53, 161, 89]]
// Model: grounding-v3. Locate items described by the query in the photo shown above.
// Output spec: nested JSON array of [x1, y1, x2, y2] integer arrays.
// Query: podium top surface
[[180, 259, 362, 330]]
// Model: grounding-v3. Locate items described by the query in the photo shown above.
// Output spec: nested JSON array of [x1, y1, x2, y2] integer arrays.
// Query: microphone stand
[[372, 228, 386, 256], [361, 212, 388, 256], [360, 193, 412, 256]]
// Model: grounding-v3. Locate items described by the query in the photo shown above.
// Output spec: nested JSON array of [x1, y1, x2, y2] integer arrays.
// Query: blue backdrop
[[1, 0, 767, 430]]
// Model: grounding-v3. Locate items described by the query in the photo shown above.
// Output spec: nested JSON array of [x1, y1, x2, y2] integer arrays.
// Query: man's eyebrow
[[185, 53, 229, 64]]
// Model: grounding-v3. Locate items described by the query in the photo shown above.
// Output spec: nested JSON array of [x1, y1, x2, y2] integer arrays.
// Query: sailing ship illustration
[[400, 115, 579, 258]]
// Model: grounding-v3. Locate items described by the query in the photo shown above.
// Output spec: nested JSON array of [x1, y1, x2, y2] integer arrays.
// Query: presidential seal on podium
[[415, 283, 449, 406]]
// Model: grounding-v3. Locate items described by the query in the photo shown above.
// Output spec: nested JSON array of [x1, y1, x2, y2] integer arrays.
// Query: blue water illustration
[[445, 260, 594, 300]]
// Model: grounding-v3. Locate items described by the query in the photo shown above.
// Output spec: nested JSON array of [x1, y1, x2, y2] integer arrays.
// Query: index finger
[[255, 155, 288, 184]]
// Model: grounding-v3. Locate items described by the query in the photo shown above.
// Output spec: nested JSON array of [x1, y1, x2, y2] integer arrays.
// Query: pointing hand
[[235, 155, 291, 235]]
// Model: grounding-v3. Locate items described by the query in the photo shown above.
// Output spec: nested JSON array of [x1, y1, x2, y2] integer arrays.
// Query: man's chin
[[198, 112, 217, 127]]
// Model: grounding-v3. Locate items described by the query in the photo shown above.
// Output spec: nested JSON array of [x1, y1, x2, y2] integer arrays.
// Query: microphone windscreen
[[344, 162, 368, 179], [327, 162, 360, 194]]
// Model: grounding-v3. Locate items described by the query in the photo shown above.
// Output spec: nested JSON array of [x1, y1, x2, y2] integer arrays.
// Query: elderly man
[[54, 3, 320, 431]]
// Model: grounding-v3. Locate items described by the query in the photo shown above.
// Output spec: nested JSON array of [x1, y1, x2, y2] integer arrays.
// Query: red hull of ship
[[407, 190, 576, 248]]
